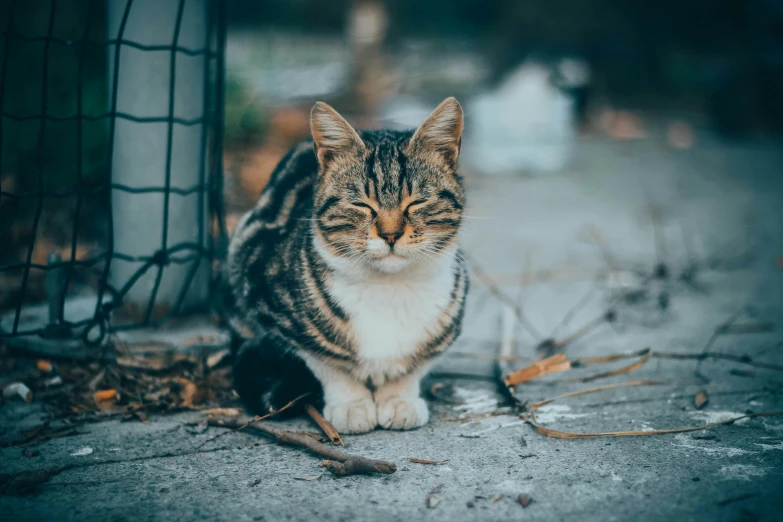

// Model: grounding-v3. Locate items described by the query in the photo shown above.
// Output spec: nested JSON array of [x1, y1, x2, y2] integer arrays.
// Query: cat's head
[[310, 98, 464, 274]]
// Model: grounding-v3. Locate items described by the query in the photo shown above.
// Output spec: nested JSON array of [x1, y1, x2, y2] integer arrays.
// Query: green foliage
[[223, 73, 267, 144]]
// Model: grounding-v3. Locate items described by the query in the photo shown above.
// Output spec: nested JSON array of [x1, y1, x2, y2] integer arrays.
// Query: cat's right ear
[[310, 102, 365, 173]]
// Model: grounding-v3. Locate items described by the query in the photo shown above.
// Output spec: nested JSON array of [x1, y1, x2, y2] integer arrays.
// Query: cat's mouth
[[370, 252, 411, 273]]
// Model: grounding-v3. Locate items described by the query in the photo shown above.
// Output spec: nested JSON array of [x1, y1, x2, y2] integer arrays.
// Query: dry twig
[[408, 457, 449, 465], [196, 392, 310, 450], [206, 417, 396, 476], [305, 404, 343, 446], [524, 381, 783, 438], [464, 250, 542, 341]]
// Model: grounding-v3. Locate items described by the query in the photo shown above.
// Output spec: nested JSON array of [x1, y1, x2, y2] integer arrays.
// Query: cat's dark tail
[[231, 333, 323, 417]]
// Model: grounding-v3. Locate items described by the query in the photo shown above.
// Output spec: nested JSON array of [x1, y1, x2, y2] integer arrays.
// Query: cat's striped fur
[[226, 98, 468, 433]]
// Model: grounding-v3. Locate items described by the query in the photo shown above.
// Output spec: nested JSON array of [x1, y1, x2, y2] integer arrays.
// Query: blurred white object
[[463, 59, 588, 175], [347, 1, 388, 48], [3, 382, 32, 403], [379, 96, 433, 129]]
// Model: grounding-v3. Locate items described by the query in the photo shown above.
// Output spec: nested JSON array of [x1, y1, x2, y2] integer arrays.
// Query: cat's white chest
[[329, 266, 454, 383]]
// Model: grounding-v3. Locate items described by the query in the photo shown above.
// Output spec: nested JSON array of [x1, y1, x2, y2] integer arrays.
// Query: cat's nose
[[382, 230, 403, 247]]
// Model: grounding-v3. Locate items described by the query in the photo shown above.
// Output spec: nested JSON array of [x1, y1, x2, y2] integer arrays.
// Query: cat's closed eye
[[350, 201, 376, 216], [404, 199, 428, 215]]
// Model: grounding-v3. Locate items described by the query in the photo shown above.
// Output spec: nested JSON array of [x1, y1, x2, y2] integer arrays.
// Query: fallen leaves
[[93, 389, 118, 408], [505, 354, 572, 386], [518, 494, 532, 508], [0, 341, 241, 450], [426, 483, 443, 508], [408, 457, 449, 465], [168, 378, 197, 407], [694, 390, 709, 410], [524, 381, 783, 439]]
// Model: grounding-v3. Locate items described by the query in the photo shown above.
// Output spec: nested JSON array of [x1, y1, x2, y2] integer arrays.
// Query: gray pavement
[[2, 138, 783, 521]]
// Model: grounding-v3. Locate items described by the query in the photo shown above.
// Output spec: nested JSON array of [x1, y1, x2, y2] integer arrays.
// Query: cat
[[225, 97, 468, 434]]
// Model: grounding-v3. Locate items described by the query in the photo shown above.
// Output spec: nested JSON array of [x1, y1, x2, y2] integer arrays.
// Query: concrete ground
[[2, 138, 783, 521]]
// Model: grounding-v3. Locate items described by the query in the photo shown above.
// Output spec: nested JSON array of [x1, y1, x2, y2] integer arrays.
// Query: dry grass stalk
[[408, 458, 449, 465], [525, 380, 783, 439], [505, 354, 572, 387]]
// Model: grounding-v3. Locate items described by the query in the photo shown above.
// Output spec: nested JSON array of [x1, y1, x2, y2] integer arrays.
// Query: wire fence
[[0, 0, 228, 348]]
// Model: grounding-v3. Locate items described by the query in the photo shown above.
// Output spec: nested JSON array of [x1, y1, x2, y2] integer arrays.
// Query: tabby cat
[[226, 98, 468, 434]]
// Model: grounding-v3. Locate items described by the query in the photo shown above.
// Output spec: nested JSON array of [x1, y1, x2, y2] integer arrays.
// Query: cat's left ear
[[408, 97, 464, 169], [311, 102, 365, 173]]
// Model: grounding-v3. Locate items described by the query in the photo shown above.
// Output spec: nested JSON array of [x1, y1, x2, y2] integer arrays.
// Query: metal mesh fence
[[0, 0, 227, 348]]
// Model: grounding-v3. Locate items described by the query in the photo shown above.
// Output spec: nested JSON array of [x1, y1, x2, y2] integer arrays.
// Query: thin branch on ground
[[535, 309, 616, 360], [463, 250, 542, 341], [694, 307, 747, 381], [206, 417, 396, 476], [550, 279, 599, 339], [196, 392, 310, 450]]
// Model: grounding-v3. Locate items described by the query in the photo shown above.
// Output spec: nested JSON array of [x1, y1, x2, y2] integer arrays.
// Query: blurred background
[[1, 0, 782, 327], [1, 4, 783, 515]]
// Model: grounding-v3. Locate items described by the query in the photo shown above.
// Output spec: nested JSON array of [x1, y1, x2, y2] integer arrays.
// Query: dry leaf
[[426, 483, 443, 509], [694, 390, 709, 410], [519, 494, 532, 508], [201, 408, 242, 417], [293, 475, 321, 481], [207, 349, 230, 369], [168, 377, 197, 407], [93, 389, 118, 406], [36, 360, 53, 373], [505, 354, 572, 386], [491, 494, 504, 503], [409, 457, 449, 465]]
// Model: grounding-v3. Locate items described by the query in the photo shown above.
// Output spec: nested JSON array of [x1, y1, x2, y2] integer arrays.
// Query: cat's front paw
[[323, 399, 378, 434], [376, 396, 429, 430]]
